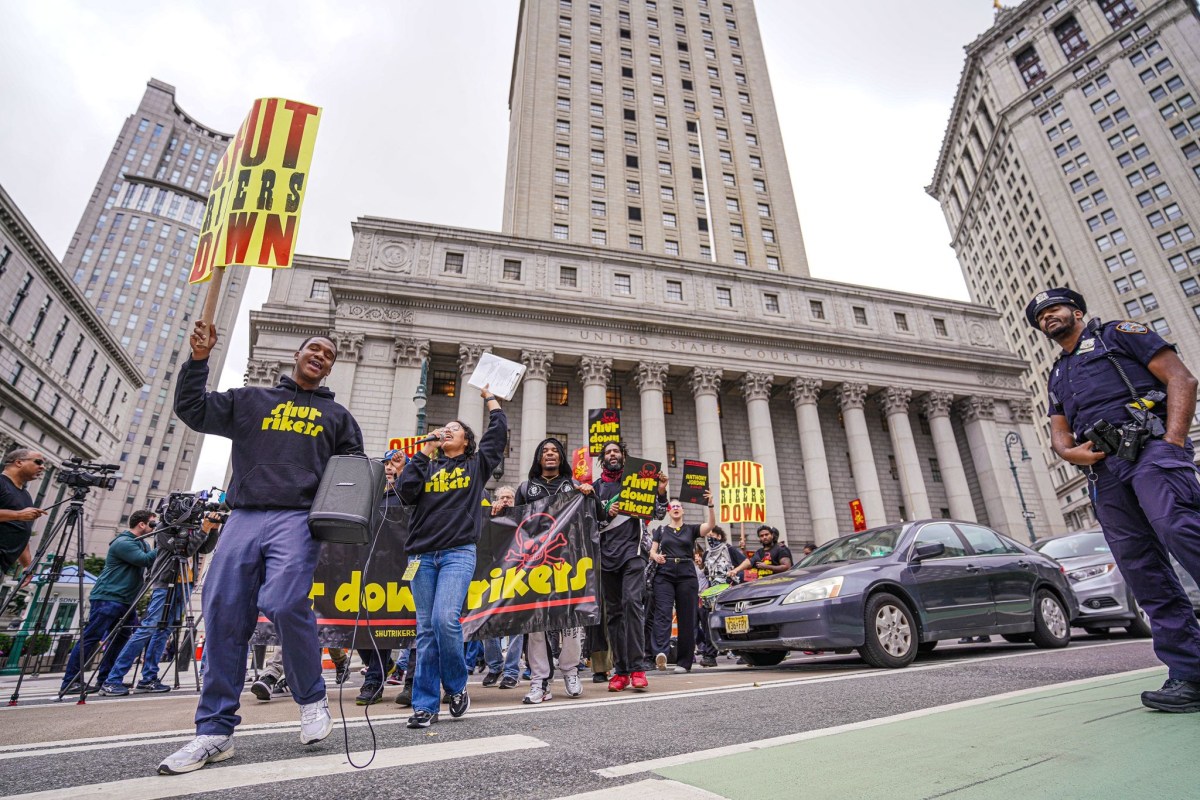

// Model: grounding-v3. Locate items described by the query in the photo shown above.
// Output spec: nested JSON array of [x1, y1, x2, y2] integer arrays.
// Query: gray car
[[1034, 529, 1200, 637]]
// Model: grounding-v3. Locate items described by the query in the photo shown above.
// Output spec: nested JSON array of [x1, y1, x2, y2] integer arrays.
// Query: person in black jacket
[[158, 325, 364, 776], [396, 387, 507, 729], [648, 491, 716, 674]]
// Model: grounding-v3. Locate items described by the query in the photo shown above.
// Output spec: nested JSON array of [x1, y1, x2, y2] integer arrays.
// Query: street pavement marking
[[594, 666, 1164, 778], [551, 778, 729, 799], [4, 733, 547, 800]]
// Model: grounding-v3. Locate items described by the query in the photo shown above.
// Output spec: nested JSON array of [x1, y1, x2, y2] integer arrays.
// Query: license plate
[[725, 615, 750, 635]]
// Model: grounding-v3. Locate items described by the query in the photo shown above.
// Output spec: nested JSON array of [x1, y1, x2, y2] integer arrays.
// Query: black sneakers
[[1141, 678, 1200, 712], [448, 690, 470, 718], [394, 685, 413, 706], [250, 674, 276, 702], [406, 710, 439, 729], [481, 671, 502, 687], [355, 681, 383, 706], [498, 675, 519, 689]]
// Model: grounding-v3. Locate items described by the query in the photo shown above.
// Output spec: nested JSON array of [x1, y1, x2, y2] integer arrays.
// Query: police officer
[[1028, 287, 1200, 712]]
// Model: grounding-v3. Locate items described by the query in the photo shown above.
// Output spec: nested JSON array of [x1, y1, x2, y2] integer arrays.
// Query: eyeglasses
[[443, 425, 464, 433]]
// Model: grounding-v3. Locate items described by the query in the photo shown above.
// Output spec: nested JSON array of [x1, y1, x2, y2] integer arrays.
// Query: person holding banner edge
[[649, 490, 716, 674]]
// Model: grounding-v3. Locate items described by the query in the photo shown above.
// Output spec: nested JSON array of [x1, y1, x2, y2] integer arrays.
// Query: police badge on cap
[[1024, 287, 1087, 329]]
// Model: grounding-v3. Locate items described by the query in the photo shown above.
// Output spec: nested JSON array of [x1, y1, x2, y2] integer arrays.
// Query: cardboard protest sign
[[617, 456, 662, 520], [189, 97, 322, 284], [387, 435, 426, 458], [679, 459, 709, 505], [571, 446, 593, 483], [850, 499, 867, 532], [719, 460, 766, 524], [588, 408, 620, 455]]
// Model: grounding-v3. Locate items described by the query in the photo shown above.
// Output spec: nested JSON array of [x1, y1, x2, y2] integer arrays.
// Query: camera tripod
[[6, 485, 92, 706]]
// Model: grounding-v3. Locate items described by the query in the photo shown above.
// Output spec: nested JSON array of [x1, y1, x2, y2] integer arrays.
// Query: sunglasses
[[23, 458, 45, 466]]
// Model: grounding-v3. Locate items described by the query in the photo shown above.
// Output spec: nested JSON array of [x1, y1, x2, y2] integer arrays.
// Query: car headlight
[[1066, 563, 1116, 583], [781, 576, 844, 605]]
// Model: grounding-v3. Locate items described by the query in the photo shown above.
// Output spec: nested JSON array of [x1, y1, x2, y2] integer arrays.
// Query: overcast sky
[[1, 0, 998, 491]]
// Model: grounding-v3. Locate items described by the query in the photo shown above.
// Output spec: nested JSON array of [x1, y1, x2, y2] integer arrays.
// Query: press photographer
[[0, 449, 48, 575]]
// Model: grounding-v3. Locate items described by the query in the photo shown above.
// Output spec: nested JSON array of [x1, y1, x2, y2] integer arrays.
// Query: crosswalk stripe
[[551, 778, 728, 799], [4, 734, 547, 800]]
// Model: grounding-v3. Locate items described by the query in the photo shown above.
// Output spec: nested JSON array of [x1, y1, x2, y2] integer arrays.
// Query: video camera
[[157, 488, 229, 529], [56, 457, 119, 491]]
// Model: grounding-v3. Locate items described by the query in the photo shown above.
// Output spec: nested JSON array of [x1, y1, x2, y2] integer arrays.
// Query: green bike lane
[[653, 667, 1194, 799]]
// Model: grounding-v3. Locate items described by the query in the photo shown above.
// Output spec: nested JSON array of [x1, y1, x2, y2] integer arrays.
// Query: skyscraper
[[928, 0, 1200, 529], [59, 79, 247, 543], [503, 0, 808, 273]]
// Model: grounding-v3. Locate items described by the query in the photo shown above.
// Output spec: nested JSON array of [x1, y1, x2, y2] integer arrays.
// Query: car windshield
[[803, 526, 904, 565], [1035, 531, 1111, 559]]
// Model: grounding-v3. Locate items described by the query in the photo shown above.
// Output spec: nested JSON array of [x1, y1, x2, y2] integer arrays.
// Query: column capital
[[956, 395, 996, 423], [877, 387, 912, 417], [634, 361, 669, 392], [0, 433, 18, 457], [921, 390, 954, 420], [457, 343, 487, 373], [393, 337, 430, 368], [787, 376, 823, 407], [837, 382, 869, 411], [521, 349, 555, 380], [688, 366, 723, 397], [1009, 397, 1034, 424], [243, 358, 276, 387], [332, 331, 364, 363], [739, 372, 775, 402], [577, 355, 612, 386]]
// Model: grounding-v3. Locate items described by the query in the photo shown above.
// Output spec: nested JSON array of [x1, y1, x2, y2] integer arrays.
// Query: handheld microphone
[[415, 432, 444, 444]]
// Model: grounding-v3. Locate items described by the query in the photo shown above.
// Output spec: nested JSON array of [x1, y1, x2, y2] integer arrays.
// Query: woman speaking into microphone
[[395, 385, 507, 729]]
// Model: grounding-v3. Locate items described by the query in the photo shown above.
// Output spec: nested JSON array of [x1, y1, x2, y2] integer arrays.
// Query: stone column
[[740, 372, 786, 538], [635, 361, 669, 465], [688, 366, 725, 498], [457, 344, 488, 431], [520, 350, 554, 470], [326, 332, 364, 406], [958, 396, 1026, 540], [578, 355, 613, 444], [789, 378, 838, 544], [878, 387, 932, 520], [388, 337, 429, 440], [1011, 398, 1067, 535], [921, 391, 976, 521], [838, 382, 886, 527]]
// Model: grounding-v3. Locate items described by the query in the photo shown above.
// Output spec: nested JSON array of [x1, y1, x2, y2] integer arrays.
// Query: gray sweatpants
[[526, 628, 583, 682]]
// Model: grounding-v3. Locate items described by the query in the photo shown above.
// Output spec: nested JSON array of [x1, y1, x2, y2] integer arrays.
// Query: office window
[[766, 255, 780, 271], [663, 212, 677, 228], [547, 381, 570, 406], [592, 229, 607, 245], [432, 370, 457, 397], [309, 279, 330, 300], [661, 186, 675, 201], [613, 273, 632, 294], [591, 173, 605, 190], [933, 317, 948, 336], [554, 195, 569, 213], [502, 259, 522, 281], [733, 250, 747, 266], [625, 154, 638, 168], [664, 240, 679, 255], [666, 279, 684, 301], [853, 306, 869, 325], [556, 119, 570, 135], [810, 300, 826, 320], [444, 252, 465, 274], [592, 149, 606, 165], [715, 286, 733, 307], [629, 234, 643, 250], [592, 200, 606, 217], [1054, 16, 1089, 60], [763, 293, 780, 313], [555, 169, 570, 186], [627, 180, 640, 195], [606, 385, 623, 410], [894, 312, 909, 331], [560, 265, 578, 287], [553, 224, 569, 240], [762, 229, 775, 244], [929, 458, 943, 483], [1016, 46, 1047, 88]]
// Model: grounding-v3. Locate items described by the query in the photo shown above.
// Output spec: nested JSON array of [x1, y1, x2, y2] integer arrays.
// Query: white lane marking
[[4, 734, 547, 800], [0, 639, 1150, 761], [551, 778, 729, 799], [594, 666, 1163, 778]]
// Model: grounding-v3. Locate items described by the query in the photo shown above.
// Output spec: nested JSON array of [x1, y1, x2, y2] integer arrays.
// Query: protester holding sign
[[732, 526, 793, 581], [648, 491, 716, 674], [592, 440, 667, 693], [395, 387, 507, 729]]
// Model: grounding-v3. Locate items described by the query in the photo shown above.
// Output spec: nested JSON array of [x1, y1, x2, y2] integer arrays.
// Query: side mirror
[[912, 542, 946, 561]]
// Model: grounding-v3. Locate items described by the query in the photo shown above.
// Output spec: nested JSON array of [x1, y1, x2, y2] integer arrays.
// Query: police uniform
[[1031, 288, 1200, 697]]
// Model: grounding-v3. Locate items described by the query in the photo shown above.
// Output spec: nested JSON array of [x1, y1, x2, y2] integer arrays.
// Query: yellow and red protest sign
[[189, 97, 322, 284], [571, 446, 593, 483], [718, 460, 766, 524], [850, 499, 867, 532], [388, 436, 426, 458]]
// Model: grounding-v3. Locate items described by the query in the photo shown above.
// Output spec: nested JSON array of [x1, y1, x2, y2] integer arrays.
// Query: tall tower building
[[928, 0, 1200, 529], [503, 0, 808, 273], [59, 79, 247, 540]]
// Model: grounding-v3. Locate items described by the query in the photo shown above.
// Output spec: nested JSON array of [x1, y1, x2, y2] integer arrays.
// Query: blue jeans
[[484, 635, 523, 679], [410, 545, 475, 714], [105, 586, 181, 685], [61, 599, 136, 688]]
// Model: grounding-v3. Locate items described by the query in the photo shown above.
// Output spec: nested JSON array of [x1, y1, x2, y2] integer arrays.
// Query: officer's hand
[[1062, 441, 1106, 466]]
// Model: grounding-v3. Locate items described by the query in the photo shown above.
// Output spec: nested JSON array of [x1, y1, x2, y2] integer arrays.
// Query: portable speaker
[[308, 455, 386, 544]]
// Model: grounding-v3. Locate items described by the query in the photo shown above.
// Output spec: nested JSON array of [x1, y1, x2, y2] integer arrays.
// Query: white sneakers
[[299, 697, 333, 744], [157, 735, 235, 775], [563, 673, 583, 698]]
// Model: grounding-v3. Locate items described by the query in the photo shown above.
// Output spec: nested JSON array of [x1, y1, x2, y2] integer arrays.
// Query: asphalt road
[[0, 636, 1173, 799]]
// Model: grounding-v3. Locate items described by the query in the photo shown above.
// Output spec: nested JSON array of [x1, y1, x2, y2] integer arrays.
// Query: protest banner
[[189, 97, 322, 325], [387, 435, 426, 458], [616, 456, 662, 519], [850, 498, 868, 532], [587, 408, 620, 455], [679, 459, 709, 505], [719, 460, 766, 524], [571, 445, 593, 483]]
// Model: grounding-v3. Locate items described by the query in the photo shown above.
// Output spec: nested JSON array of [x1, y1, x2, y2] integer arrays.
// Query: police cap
[[1024, 288, 1086, 329]]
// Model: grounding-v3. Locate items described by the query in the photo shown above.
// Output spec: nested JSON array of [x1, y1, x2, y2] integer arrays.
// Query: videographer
[[1029, 287, 1200, 713], [0, 449, 47, 575], [157, 325, 364, 776], [59, 509, 157, 695], [100, 511, 219, 697]]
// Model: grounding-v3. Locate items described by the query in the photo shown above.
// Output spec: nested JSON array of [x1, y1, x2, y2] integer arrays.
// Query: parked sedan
[[1034, 529, 1200, 637], [709, 520, 1077, 669]]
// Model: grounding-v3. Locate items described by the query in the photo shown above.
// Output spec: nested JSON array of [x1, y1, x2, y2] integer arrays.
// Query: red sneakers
[[608, 674, 630, 692], [630, 671, 649, 692]]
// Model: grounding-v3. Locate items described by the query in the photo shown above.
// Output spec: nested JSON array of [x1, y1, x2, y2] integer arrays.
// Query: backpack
[[702, 537, 734, 586]]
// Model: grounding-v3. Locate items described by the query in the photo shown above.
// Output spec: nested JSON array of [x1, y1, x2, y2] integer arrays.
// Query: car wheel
[[1030, 589, 1071, 649], [917, 640, 938, 654], [858, 592, 917, 668], [734, 650, 788, 667], [1001, 633, 1031, 644], [1125, 598, 1152, 638]]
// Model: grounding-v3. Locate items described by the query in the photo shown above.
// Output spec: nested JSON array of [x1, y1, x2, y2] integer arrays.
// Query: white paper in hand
[[467, 352, 527, 401]]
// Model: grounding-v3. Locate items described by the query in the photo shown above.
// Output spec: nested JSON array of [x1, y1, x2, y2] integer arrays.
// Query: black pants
[[696, 604, 718, 658], [602, 558, 649, 675], [651, 560, 698, 670]]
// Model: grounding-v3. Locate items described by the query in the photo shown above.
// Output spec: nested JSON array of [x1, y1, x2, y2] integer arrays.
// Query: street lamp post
[[413, 358, 429, 436], [1004, 430, 1037, 543]]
